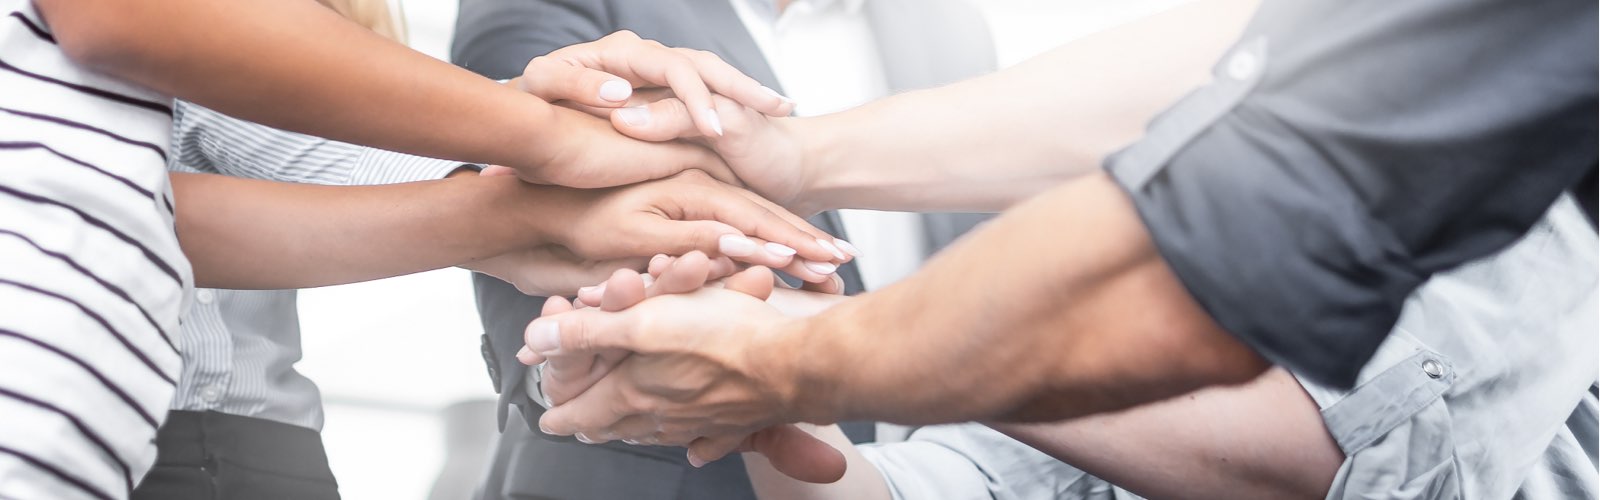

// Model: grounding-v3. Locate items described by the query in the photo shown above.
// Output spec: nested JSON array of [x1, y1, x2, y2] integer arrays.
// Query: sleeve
[[856, 424, 1119, 500], [1104, 0, 1598, 388], [170, 101, 469, 186], [451, 0, 610, 80]]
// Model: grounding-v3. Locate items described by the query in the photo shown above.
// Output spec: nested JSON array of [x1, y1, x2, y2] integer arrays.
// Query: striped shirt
[[167, 101, 468, 430], [0, 1, 193, 499]]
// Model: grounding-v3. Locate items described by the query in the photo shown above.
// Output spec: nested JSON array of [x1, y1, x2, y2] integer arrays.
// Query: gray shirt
[[166, 102, 468, 430], [1107, 0, 1598, 388]]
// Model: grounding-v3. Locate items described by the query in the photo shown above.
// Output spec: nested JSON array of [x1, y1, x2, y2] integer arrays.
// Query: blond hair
[[318, 0, 409, 44]]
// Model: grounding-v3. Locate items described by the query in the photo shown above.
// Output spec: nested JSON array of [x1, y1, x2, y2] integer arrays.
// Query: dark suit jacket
[[451, 1, 994, 498]]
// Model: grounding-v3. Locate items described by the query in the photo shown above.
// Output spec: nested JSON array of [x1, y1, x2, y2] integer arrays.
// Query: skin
[[516, 0, 1273, 475], [573, 260, 1341, 500]]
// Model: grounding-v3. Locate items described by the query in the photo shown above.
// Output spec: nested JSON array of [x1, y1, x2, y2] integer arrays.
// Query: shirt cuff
[[347, 148, 479, 185]]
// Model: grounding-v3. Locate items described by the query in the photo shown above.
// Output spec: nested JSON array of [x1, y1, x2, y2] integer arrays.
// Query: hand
[[526, 256, 849, 484], [484, 167, 854, 284], [513, 31, 795, 139]]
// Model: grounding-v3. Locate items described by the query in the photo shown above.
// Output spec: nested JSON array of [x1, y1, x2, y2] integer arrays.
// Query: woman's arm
[[34, 0, 782, 187], [172, 169, 839, 290]]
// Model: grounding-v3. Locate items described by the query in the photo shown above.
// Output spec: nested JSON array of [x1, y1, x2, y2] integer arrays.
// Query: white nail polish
[[718, 234, 758, 256], [640, 274, 655, 287], [599, 80, 632, 102], [702, 108, 724, 136], [803, 260, 837, 275], [816, 239, 846, 260], [833, 238, 862, 257], [761, 86, 794, 104], [763, 242, 797, 257], [616, 106, 650, 127]]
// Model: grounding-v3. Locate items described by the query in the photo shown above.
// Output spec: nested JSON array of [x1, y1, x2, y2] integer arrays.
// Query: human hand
[[460, 244, 645, 297], [525, 256, 849, 484], [482, 167, 853, 284]]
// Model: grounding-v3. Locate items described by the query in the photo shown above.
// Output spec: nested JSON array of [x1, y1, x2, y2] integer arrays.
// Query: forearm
[[769, 172, 1269, 425], [794, 0, 1258, 212], [998, 368, 1341, 500], [173, 172, 567, 289], [743, 425, 892, 500], [39, 0, 557, 170]]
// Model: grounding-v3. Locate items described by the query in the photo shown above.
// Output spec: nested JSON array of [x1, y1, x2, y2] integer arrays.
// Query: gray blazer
[[452, 1, 994, 498]]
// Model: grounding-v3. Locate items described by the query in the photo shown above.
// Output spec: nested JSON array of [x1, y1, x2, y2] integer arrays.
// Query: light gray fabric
[[166, 101, 468, 430], [859, 424, 1140, 500]]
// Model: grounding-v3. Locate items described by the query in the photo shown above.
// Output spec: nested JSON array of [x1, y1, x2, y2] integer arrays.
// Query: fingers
[[721, 266, 776, 301], [523, 306, 634, 361], [798, 273, 845, 295], [668, 177, 839, 264], [518, 57, 635, 109], [479, 165, 517, 177], [539, 367, 632, 436], [647, 251, 713, 297], [738, 426, 849, 483], [598, 269, 647, 312], [609, 97, 701, 142]]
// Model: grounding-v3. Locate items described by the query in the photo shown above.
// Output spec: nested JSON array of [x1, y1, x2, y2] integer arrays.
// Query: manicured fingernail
[[833, 238, 862, 257], [516, 346, 535, 364], [599, 80, 632, 102], [719, 234, 758, 257], [650, 253, 669, 267], [538, 421, 555, 435], [578, 286, 595, 295], [763, 242, 796, 257], [529, 321, 560, 353], [803, 260, 837, 275], [616, 106, 650, 127], [687, 451, 708, 468], [761, 86, 794, 104], [576, 433, 595, 444], [702, 108, 724, 136], [816, 238, 846, 260], [640, 274, 655, 287], [622, 439, 640, 445]]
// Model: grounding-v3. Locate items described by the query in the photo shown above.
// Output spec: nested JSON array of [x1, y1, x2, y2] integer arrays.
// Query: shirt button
[[199, 384, 222, 404], [1421, 359, 1444, 379], [1227, 51, 1259, 81], [195, 289, 215, 305]]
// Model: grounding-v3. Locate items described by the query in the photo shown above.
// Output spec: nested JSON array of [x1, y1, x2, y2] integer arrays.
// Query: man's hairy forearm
[[767, 173, 1269, 425], [173, 172, 564, 289], [794, 0, 1260, 213], [38, 0, 556, 170]]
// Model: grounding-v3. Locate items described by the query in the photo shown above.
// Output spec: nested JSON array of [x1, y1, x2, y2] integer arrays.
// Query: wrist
[[786, 116, 838, 215], [752, 315, 845, 425]]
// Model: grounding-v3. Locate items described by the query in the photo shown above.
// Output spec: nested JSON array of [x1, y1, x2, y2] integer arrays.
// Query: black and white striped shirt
[[167, 101, 468, 431], [0, 1, 192, 499]]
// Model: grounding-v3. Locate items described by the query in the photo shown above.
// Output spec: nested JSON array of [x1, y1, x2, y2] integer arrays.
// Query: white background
[[302, 1, 1189, 498]]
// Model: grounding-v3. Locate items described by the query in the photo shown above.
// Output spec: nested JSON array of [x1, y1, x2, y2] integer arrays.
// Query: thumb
[[744, 425, 848, 484], [610, 97, 701, 142], [523, 307, 638, 359]]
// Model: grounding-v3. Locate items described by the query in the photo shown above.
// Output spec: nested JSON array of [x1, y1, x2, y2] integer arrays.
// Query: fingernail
[[718, 234, 758, 257], [599, 80, 632, 102], [833, 238, 862, 257], [578, 286, 595, 295], [529, 320, 560, 353], [516, 346, 534, 365], [803, 260, 837, 275], [640, 274, 655, 287], [622, 439, 640, 445], [763, 242, 796, 257], [702, 108, 724, 136], [650, 253, 669, 267], [616, 105, 651, 127], [576, 433, 595, 444], [687, 451, 708, 468], [761, 86, 794, 104], [538, 421, 555, 435], [816, 239, 846, 260]]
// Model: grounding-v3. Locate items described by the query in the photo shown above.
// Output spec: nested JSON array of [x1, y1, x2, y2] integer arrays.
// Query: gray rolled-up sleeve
[[1106, 0, 1598, 388]]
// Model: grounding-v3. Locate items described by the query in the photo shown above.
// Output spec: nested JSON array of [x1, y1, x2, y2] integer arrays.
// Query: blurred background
[[301, 0, 1189, 498]]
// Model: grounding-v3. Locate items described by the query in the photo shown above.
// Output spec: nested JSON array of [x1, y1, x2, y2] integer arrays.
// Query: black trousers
[[132, 410, 340, 500]]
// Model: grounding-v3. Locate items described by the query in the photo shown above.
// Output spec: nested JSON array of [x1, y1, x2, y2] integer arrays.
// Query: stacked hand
[[520, 253, 851, 483], [468, 31, 850, 294]]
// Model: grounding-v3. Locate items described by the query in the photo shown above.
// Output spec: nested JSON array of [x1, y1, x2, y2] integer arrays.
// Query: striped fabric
[[167, 102, 468, 431], [0, 2, 192, 499]]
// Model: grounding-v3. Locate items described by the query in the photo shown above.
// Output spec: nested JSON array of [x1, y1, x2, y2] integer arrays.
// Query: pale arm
[[792, 0, 1258, 212]]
